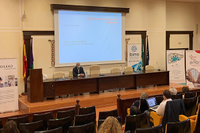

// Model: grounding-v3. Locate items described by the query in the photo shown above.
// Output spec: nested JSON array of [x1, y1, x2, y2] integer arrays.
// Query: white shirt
[[156, 98, 172, 117]]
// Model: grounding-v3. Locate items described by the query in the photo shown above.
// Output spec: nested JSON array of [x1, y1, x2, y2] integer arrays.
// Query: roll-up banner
[[0, 58, 18, 112], [186, 50, 200, 88], [127, 44, 142, 71], [167, 50, 185, 84]]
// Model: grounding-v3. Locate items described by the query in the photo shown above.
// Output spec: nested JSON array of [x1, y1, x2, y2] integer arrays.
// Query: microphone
[[156, 62, 161, 71]]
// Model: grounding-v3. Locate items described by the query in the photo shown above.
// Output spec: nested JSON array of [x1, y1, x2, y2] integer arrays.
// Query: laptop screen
[[146, 97, 157, 107]]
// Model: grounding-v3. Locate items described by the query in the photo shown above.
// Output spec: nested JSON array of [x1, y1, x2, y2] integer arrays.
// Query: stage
[[19, 83, 185, 114]]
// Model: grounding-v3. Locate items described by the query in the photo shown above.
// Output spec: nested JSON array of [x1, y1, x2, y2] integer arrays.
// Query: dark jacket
[[73, 67, 85, 77], [162, 99, 185, 127]]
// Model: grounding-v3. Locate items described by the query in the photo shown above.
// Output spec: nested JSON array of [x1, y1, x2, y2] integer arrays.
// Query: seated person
[[73, 62, 85, 77], [2, 120, 20, 133], [156, 90, 172, 117], [130, 105, 141, 115], [131, 92, 148, 108], [169, 87, 177, 95], [182, 86, 189, 98]]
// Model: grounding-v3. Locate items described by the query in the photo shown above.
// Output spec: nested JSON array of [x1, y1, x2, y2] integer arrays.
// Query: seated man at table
[[73, 62, 85, 77], [156, 90, 172, 117]]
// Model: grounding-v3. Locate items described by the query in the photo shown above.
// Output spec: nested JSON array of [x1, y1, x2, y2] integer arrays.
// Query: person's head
[[169, 87, 177, 95], [2, 120, 20, 133], [163, 90, 171, 100], [140, 92, 148, 99], [130, 106, 141, 115], [182, 87, 189, 94], [0, 77, 2, 83], [76, 62, 80, 68], [98, 116, 123, 133]]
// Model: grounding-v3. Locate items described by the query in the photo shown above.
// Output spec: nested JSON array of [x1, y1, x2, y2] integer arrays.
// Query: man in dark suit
[[73, 62, 85, 77]]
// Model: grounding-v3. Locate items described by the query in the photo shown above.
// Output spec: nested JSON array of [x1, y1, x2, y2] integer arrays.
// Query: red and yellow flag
[[23, 40, 27, 83]]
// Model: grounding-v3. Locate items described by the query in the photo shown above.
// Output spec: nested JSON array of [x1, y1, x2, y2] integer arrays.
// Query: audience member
[[169, 87, 177, 95], [156, 90, 172, 117], [2, 120, 20, 133], [98, 116, 123, 133], [130, 105, 141, 115], [131, 92, 148, 108], [182, 87, 189, 99]]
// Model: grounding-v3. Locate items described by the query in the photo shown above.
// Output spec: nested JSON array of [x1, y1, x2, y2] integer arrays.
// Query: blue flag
[[146, 36, 149, 65], [30, 39, 34, 69]]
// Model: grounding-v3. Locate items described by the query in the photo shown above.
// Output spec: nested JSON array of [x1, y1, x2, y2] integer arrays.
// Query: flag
[[30, 39, 34, 69], [23, 40, 27, 84], [146, 36, 149, 65], [141, 38, 145, 67]]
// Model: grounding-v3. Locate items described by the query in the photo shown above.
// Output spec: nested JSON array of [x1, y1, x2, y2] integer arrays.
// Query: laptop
[[146, 97, 159, 111]]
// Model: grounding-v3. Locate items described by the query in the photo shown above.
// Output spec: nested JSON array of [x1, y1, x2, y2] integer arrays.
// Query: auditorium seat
[[32, 112, 53, 130], [125, 113, 148, 133], [179, 104, 200, 133], [111, 67, 121, 75], [124, 67, 133, 74], [185, 92, 196, 98], [90, 65, 100, 76], [171, 94, 182, 100], [183, 97, 197, 117], [19, 120, 44, 133], [57, 109, 75, 126], [69, 69, 73, 77], [156, 96, 163, 105], [8, 115, 29, 128], [35, 127, 63, 133], [135, 124, 162, 133], [48, 116, 71, 133], [69, 122, 95, 133], [145, 65, 154, 71], [75, 112, 96, 126], [0, 128, 2, 133], [53, 72, 65, 79], [98, 109, 118, 119], [79, 106, 96, 115], [197, 91, 200, 97], [165, 119, 190, 133]]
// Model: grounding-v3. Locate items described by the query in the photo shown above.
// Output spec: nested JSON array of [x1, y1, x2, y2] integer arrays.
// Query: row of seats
[[0, 106, 120, 133]]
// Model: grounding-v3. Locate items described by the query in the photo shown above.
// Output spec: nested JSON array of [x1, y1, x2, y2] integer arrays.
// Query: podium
[[27, 69, 44, 103]]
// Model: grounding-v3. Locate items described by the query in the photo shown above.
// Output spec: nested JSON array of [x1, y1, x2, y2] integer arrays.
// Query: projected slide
[[58, 10, 122, 64]]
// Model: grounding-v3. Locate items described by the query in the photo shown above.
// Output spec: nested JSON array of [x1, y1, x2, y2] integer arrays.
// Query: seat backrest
[[184, 97, 197, 117], [145, 65, 154, 71], [197, 91, 200, 97], [125, 113, 148, 133], [99, 109, 118, 119], [57, 109, 75, 126], [48, 116, 71, 133], [124, 67, 133, 74], [79, 106, 96, 115], [185, 92, 196, 98], [0, 128, 2, 133], [0, 119, 2, 129], [69, 122, 94, 133], [75, 112, 96, 126], [139, 99, 149, 113], [53, 72, 64, 79], [8, 115, 29, 128], [32, 112, 53, 130], [19, 120, 44, 133], [194, 104, 200, 133], [165, 119, 190, 133], [198, 96, 200, 104], [111, 67, 121, 75], [135, 124, 163, 133], [171, 94, 182, 100], [69, 69, 73, 77], [35, 127, 63, 133], [90, 65, 100, 76], [156, 96, 163, 105]]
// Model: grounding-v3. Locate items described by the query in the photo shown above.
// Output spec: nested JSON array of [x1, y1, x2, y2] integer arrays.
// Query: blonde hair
[[169, 87, 177, 95], [98, 116, 123, 133]]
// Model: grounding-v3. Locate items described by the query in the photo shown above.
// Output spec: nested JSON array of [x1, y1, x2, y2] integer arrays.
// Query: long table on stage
[[42, 71, 169, 100]]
